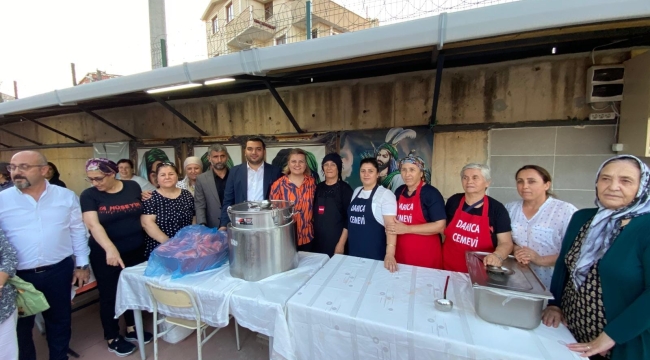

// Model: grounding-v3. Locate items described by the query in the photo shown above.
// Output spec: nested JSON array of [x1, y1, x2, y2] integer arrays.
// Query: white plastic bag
[[158, 316, 194, 344]]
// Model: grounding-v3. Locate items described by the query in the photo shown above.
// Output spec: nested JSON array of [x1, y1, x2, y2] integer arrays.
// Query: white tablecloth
[[116, 252, 329, 360], [286, 255, 581, 360]]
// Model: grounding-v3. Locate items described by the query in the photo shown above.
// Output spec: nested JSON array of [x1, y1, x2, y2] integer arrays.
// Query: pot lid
[[466, 251, 553, 299], [228, 200, 294, 213]]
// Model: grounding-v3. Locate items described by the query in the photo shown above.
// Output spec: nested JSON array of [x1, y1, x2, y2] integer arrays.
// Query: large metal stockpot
[[466, 251, 554, 330], [227, 201, 299, 281]]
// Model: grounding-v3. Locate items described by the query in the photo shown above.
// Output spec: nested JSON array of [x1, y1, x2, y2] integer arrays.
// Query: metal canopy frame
[[262, 79, 304, 134], [21, 116, 85, 144], [78, 106, 138, 141], [0, 128, 43, 146], [151, 97, 209, 136], [0, 142, 12, 148]]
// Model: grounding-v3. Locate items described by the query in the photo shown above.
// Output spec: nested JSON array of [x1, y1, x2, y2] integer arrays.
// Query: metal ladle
[[435, 275, 453, 312]]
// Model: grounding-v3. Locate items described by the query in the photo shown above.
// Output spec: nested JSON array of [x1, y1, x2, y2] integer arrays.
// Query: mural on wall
[[137, 147, 175, 185], [266, 145, 327, 183], [340, 126, 433, 190], [193, 145, 242, 172]]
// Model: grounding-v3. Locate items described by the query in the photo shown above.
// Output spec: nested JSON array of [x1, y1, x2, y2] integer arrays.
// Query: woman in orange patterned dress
[[270, 148, 317, 251]]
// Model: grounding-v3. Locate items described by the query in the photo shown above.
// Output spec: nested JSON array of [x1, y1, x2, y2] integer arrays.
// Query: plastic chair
[[145, 282, 240, 360]]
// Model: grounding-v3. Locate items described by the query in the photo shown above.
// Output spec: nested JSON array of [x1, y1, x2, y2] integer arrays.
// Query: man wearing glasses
[[0, 151, 90, 360]]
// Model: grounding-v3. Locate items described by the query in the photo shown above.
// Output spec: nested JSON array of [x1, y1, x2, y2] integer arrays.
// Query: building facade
[[201, 0, 378, 57]]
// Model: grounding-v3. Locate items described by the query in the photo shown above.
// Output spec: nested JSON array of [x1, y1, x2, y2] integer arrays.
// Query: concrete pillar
[[148, 0, 168, 69]]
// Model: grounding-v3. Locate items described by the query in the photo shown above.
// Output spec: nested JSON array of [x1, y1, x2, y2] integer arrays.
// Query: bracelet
[[491, 252, 504, 262]]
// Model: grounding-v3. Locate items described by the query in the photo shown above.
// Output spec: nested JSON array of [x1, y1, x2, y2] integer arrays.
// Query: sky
[[0, 0, 208, 98], [0, 0, 513, 99]]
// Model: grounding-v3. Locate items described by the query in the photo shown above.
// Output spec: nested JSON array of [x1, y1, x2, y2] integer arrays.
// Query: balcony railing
[[224, 6, 276, 49]]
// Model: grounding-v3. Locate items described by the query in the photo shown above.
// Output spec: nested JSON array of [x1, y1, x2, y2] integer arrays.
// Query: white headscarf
[[183, 156, 202, 170], [571, 154, 650, 288]]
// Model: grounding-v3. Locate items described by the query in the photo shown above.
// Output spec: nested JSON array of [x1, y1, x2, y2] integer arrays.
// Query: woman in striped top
[[270, 148, 317, 251]]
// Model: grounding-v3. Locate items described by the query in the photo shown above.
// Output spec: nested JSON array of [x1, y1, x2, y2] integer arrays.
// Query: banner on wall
[[340, 126, 433, 190], [136, 147, 175, 184], [193, 145, 242, 172], [266, 144, 327, 182]]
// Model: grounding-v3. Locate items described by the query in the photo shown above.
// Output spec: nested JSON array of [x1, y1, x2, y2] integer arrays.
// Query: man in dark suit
[[219, 137, 283, 230], [195, 144, 230, 228]]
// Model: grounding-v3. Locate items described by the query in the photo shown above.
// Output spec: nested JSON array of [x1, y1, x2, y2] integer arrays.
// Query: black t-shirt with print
[[445, 193, 512, 248], [80, 180, 144, 253]]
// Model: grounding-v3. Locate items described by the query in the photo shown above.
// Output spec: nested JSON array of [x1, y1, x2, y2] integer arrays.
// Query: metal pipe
[[306, 1, 312, 39], [430, 52, 445, 127]]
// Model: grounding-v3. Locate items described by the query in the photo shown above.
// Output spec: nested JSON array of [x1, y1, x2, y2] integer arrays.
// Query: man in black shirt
[[195, 144, 230, 228]]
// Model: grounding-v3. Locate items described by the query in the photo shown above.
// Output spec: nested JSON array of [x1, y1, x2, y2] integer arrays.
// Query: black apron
[[313, 183, 346, 257], [347, 185, 386, 261]]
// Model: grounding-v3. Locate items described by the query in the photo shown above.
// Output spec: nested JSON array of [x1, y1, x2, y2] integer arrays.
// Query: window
[[311, 29, 318, 39], [275, 35, 286, 45], [211, 16, 218, 34], [264, 2, 273, 21], [226, 3, 234, 23]]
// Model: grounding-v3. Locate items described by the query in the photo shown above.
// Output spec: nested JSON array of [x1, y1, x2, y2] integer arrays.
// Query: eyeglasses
[[155, 162, 175, 171], [84, 176, 107, 183], [7, 164, 47, 172]]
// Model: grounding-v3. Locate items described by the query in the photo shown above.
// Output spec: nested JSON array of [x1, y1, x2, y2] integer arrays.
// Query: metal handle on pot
[[227, 206, 233, 223], [284, 210, 300, 220]]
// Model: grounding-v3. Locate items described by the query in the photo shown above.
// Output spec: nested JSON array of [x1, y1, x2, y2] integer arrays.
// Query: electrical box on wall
[[618, 51, 650, 157], [586, 65, 625, 103]]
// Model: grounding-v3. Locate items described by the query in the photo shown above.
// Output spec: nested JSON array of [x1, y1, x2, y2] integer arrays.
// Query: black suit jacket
[[219, 162, 283, 226]]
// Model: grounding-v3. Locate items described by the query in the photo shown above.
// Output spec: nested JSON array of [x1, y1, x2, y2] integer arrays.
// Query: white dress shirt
[[505, 197, 577, 289], [247, 162, 265, 201], [0, 182, 90, 270]]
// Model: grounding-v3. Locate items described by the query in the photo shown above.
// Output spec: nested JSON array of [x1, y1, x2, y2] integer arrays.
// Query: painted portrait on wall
[[340, 126, 433, 190], [193, 145, 242, 172], [266, 145, 327, 183], [136, 147, 175, 186]]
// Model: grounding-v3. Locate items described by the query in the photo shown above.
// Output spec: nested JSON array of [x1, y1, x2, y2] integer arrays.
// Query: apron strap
[[463, 198, 484, 213]]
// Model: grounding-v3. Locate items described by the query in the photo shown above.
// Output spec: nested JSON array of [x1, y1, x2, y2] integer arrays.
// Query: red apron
[[395, 182, 443, 269], [442, 195, 494, 273]]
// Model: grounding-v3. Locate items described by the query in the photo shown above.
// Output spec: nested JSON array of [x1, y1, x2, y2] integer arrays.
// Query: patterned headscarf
[[85, 158, 118, 174], [572, 154, 650, 288], [398, 150, 432, 184], [399, 150, 426, 171]]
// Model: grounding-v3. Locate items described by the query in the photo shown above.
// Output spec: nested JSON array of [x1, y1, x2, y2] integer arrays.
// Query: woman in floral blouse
[[0, 228, 18, 360]]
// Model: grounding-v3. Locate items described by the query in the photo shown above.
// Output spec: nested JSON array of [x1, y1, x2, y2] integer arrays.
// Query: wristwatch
[[76, 264, 90, 270]]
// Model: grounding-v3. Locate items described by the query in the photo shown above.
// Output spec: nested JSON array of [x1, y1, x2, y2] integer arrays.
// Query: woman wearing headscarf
[[386, 151, 446, 269], [543, 155, 650, 360], [79, 158, 151, 357], [176, 156, 203, 196], [0, 229, 18, 360], [312, 153, 353, 257]]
